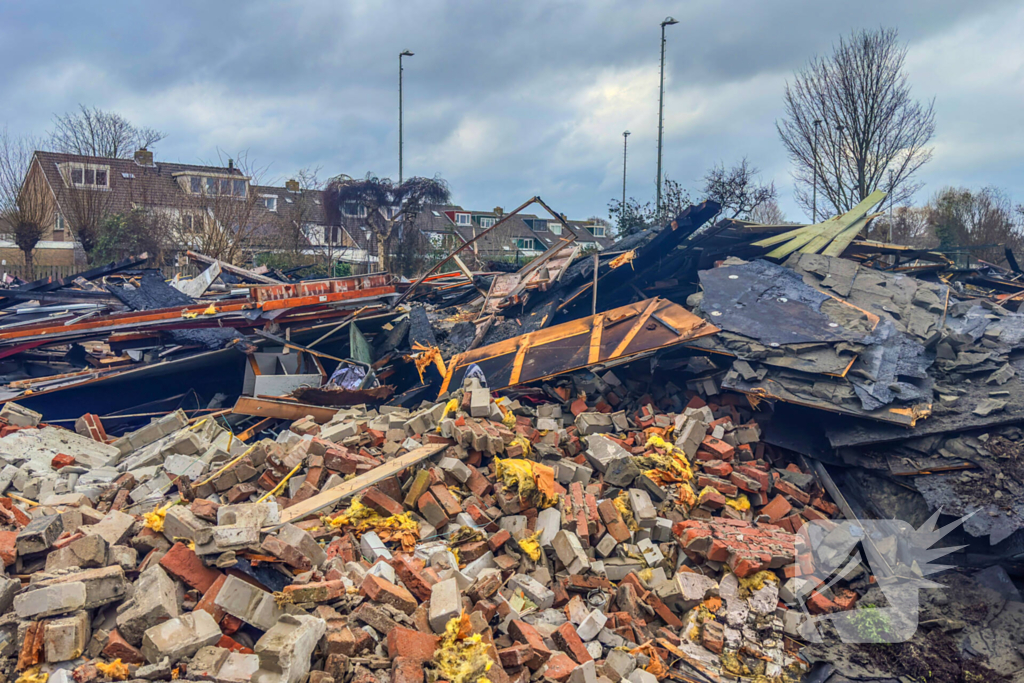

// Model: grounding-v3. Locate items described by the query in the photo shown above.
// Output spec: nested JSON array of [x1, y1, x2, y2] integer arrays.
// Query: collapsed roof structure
[[1, 192, 1024, 683]]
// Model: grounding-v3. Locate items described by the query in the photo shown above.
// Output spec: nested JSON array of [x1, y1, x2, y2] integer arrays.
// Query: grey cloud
[[0, 0, 1021, 221]]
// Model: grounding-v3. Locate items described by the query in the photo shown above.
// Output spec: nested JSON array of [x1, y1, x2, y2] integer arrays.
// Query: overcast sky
[[2, 0, 1022, 222]]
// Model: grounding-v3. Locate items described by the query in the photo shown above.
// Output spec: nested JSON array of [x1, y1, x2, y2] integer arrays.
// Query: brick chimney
[[285, 179, 300, 192], [134, 148, 154, 166]]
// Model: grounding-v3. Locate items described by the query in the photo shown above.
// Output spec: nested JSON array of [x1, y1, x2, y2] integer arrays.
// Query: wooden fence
[[2, 262, 201, 283]]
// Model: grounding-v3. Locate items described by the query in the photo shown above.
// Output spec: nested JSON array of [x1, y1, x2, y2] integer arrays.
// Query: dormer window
[[548, 222, 562, 235], [62, 163, 110, 189], [342, 202, 367, 218], [261, 195, 278, 212], [586, 224, 606, 237], [479, 217, 495, 228], [182, 174, 248, 198], [456, 213, 471, 226]]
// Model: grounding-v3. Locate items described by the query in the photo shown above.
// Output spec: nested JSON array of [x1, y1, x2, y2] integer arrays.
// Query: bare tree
[[926, 187, 1023, 265], [864, 205, 935, 247], [747, 198, 787, 225], [54, 168, 115, 258], [777, 28, 935, 218], [291, 166, 329, 266], [176, 152, 272, 265], [50, 105, 164, 159], [608, 176, 692, 236], [701, 158, 777, 219], [325, 174, 451, 276], [0, 128, 50, 270]]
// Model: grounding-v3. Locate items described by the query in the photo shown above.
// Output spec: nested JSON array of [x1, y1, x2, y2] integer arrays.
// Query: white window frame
[[62, 162, 110, 189], [515, 238, 537, 251], [588, 225, 606, 237], [549, 223, 562, 235], [479, 216, 496, 229], [456, 213, 471, 226], [342, 202, 367, 218], [261, 195, 278, 212], [54, 214, 65, 232]]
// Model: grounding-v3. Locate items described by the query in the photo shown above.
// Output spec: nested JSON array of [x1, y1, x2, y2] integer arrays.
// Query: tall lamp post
[[399, 50, 414, 183], [656, 17, 678, 215], [622, 130, 631, 209], [812, 119, 822, 222]]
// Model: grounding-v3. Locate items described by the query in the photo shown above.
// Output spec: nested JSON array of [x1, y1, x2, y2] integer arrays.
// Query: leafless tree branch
[[777, 27, 935, 219]]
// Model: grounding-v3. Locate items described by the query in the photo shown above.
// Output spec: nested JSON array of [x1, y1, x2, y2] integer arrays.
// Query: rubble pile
[[3, 197, 1024, 683], [0, 358, 857, 683]]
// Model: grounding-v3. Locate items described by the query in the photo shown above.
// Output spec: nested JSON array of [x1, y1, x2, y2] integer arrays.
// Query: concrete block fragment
[[277, 522, 327, 568], [575, 610, 607, 642], [43, 610, 90, 663], [568, 660, 597, 683], [30, 565, 129, 609], [628, 669, 658, 683], [508, 574, 554, 610], [15, 581, 87, 618], [603, 458, 640, 488], [438, 457, 471, 483], [16, 513, 63, 555], [636, 539, 664, 567], [141, 610, 222, 664], [605, 649, 636, 677], [188, 646, 231, 680], [86, 509, 136, 546], [0, 402, 41, 427], [627, 489, 656, 528], [117, 566, 180, 645], [213, 575, 283, 631], [163, 505, 213, 546], [253, 614, 327, 683], [536, 507, 561, 548], [595, 534, 618, 558], [428, 578, 461, 633], [0, 576, 18, 615], [469, 388, 491, 418], [217, 653, 261, 683], [575, 413, 613, 436], [553, 530, 590, 575], [359, 531, 392, 563]]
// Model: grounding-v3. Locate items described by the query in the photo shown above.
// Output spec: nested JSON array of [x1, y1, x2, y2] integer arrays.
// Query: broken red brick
[[386, 626, 438, 662], [159, 542, 222, 593], [551, 622, 592, 664], [361, 574, 418, 615]]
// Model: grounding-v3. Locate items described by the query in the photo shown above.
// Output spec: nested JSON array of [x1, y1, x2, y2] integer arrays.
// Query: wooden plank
[[610, 298, 662, 357], [765, 190, 886, 259], [231, 396, 338, 424], [187, 250, 279, 284], [822, 212, 883, 257], [270, 443, 447, 528]]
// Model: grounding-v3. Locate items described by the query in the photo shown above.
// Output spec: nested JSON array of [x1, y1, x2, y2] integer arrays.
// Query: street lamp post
[[622, 130, 631, 209], [812, 119, 822, 223], [656, 17, 678, 215], [399, 50, 414, 183]]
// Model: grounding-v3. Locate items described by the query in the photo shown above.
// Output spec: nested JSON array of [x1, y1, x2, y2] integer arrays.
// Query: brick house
[[2, 148, 323, 269]]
